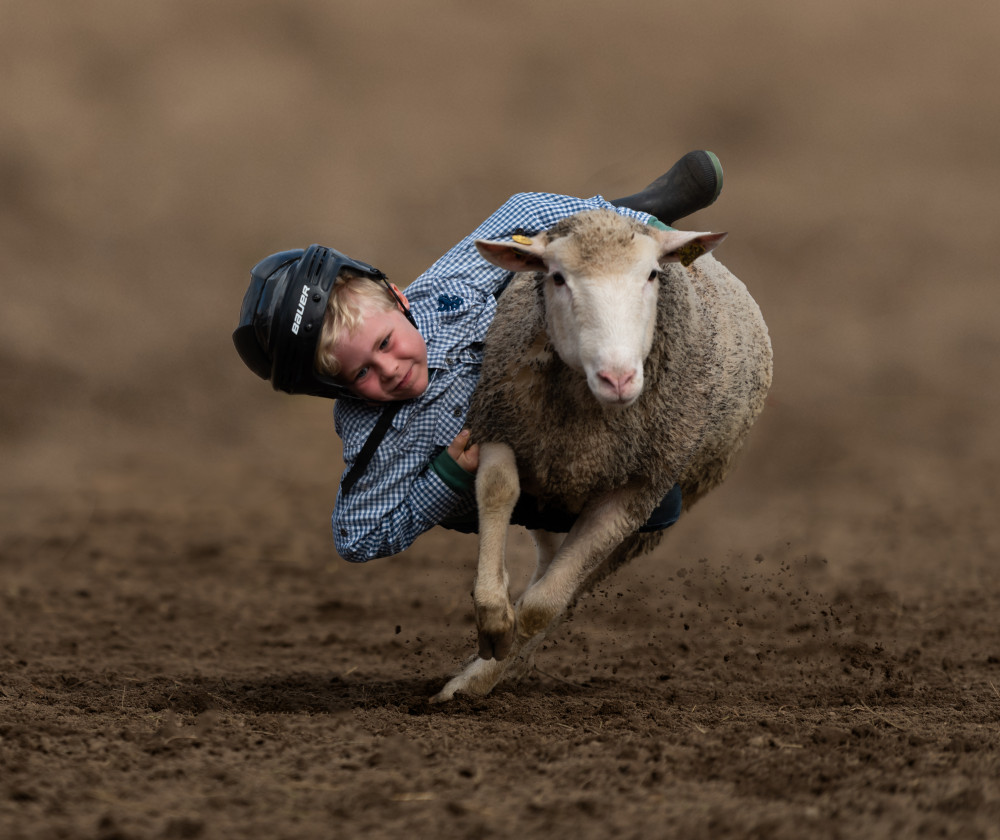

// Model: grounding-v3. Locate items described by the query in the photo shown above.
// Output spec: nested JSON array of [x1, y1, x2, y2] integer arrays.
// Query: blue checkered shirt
[[332, 192, 653, 561]]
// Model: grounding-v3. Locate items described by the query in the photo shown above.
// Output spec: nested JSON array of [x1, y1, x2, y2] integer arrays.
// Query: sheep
[[430, 208, 772, 702]]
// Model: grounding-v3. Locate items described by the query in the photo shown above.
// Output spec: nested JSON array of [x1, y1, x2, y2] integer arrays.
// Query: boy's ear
[[475, 235, 549, 273], [390, 283, 410, 310], [653, 229, 728, 267]]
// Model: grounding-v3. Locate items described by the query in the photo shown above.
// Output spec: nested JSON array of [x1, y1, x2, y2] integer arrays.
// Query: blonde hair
[[314, 270, 399, 379]]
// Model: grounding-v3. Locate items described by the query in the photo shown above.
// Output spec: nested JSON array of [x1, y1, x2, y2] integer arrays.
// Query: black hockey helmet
[[232, 244, 414, 400]]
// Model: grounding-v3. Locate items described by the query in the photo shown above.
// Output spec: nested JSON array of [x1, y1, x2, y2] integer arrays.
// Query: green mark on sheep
[[676, 242, 706, 267]]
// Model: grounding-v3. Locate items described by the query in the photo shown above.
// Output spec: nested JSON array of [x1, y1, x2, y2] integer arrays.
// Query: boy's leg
[[638, 484, 683, 532], [611, 151, 723, 225], [510, 484, 683, 534]]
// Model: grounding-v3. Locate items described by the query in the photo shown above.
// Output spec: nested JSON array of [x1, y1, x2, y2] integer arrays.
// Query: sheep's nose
[[597, 368, 636, 398]]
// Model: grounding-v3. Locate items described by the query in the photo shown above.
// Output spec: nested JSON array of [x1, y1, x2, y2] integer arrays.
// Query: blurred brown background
[[3, 2, 1000, 837], [4, 0, 999, 578]]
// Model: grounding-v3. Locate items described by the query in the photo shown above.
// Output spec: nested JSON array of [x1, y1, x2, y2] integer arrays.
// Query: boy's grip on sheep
[[431, 209, 772, 702]]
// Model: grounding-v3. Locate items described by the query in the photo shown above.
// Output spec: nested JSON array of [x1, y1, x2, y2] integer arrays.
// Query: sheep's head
[[476, 209, 726, 407]]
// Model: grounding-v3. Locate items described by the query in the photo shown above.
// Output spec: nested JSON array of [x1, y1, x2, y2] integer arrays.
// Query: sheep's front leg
[[429, 528, 562, 703], [472, 442, 520, 661]]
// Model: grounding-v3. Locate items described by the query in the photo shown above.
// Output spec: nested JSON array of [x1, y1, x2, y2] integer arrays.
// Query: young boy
[[233, 152, 723, 562]]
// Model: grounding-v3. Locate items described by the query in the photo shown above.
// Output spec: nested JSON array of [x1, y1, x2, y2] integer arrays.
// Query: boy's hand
[[448, 429, 479, 474]]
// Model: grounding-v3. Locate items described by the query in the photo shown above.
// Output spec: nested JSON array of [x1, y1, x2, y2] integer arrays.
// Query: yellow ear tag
[[512, 234, 532, 245], [676, 242, 706, 267]]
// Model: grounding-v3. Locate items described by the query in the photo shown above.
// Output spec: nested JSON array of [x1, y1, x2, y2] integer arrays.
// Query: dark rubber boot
[[611, 151, 723, 225]]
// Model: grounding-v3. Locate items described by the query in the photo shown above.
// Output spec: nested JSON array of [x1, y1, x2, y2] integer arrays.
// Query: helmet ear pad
[[232, 321, 272, 381], [233, 245, 409, 400]]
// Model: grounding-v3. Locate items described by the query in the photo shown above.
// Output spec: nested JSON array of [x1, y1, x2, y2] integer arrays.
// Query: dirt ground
[[3, 1, 1000, 838]]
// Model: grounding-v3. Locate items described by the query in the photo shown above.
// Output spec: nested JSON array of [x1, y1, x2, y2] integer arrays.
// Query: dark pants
[[440, 484, 683, 535]]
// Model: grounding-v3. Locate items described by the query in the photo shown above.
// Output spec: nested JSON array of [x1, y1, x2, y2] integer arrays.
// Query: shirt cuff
[[646, 216, 675, 231], [431, 449, 476, 494]]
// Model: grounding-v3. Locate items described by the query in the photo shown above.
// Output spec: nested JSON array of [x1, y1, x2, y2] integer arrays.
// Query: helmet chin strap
[[377, 274, 418, 330], [340, 401, 404, 497]]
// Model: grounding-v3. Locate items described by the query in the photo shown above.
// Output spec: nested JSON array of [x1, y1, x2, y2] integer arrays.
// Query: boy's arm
[[332, 456, 468, 561], [416, 192, 654, 299], [469, 191, 654, 244], [332, 402, 476, 562]]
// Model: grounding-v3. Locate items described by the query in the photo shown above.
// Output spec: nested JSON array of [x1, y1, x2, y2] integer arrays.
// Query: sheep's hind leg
[[517, 493, 638, 642], [527, 529, 561, 587], [503, 529, 563, 675]]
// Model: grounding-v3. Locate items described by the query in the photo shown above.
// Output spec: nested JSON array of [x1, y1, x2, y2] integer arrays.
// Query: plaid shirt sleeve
[[423, 191, 653, 296], [332, 364, 480, 562], [331, 192, 653, 562]]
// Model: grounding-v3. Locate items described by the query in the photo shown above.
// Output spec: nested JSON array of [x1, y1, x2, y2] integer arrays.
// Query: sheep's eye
[[551, 272, 566, 286], [648, 270, 659, 282]]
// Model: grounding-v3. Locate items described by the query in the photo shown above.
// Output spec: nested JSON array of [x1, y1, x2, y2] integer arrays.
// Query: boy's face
[[334, 294, 428, 402]]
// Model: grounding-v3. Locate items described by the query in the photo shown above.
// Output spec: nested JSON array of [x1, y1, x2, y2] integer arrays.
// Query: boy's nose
[[377, 359, 398, 380]]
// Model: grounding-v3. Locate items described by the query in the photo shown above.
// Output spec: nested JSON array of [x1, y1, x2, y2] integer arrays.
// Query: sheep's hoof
[[430, 657, 503, 702], [428, 686, 455, 704], [477, 623, 515, 661], [475, 599, 516, 660]]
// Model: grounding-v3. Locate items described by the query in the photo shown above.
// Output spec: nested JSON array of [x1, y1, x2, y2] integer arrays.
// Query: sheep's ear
[[654, 230, 728, 267], [475, 236, 549, 273]]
